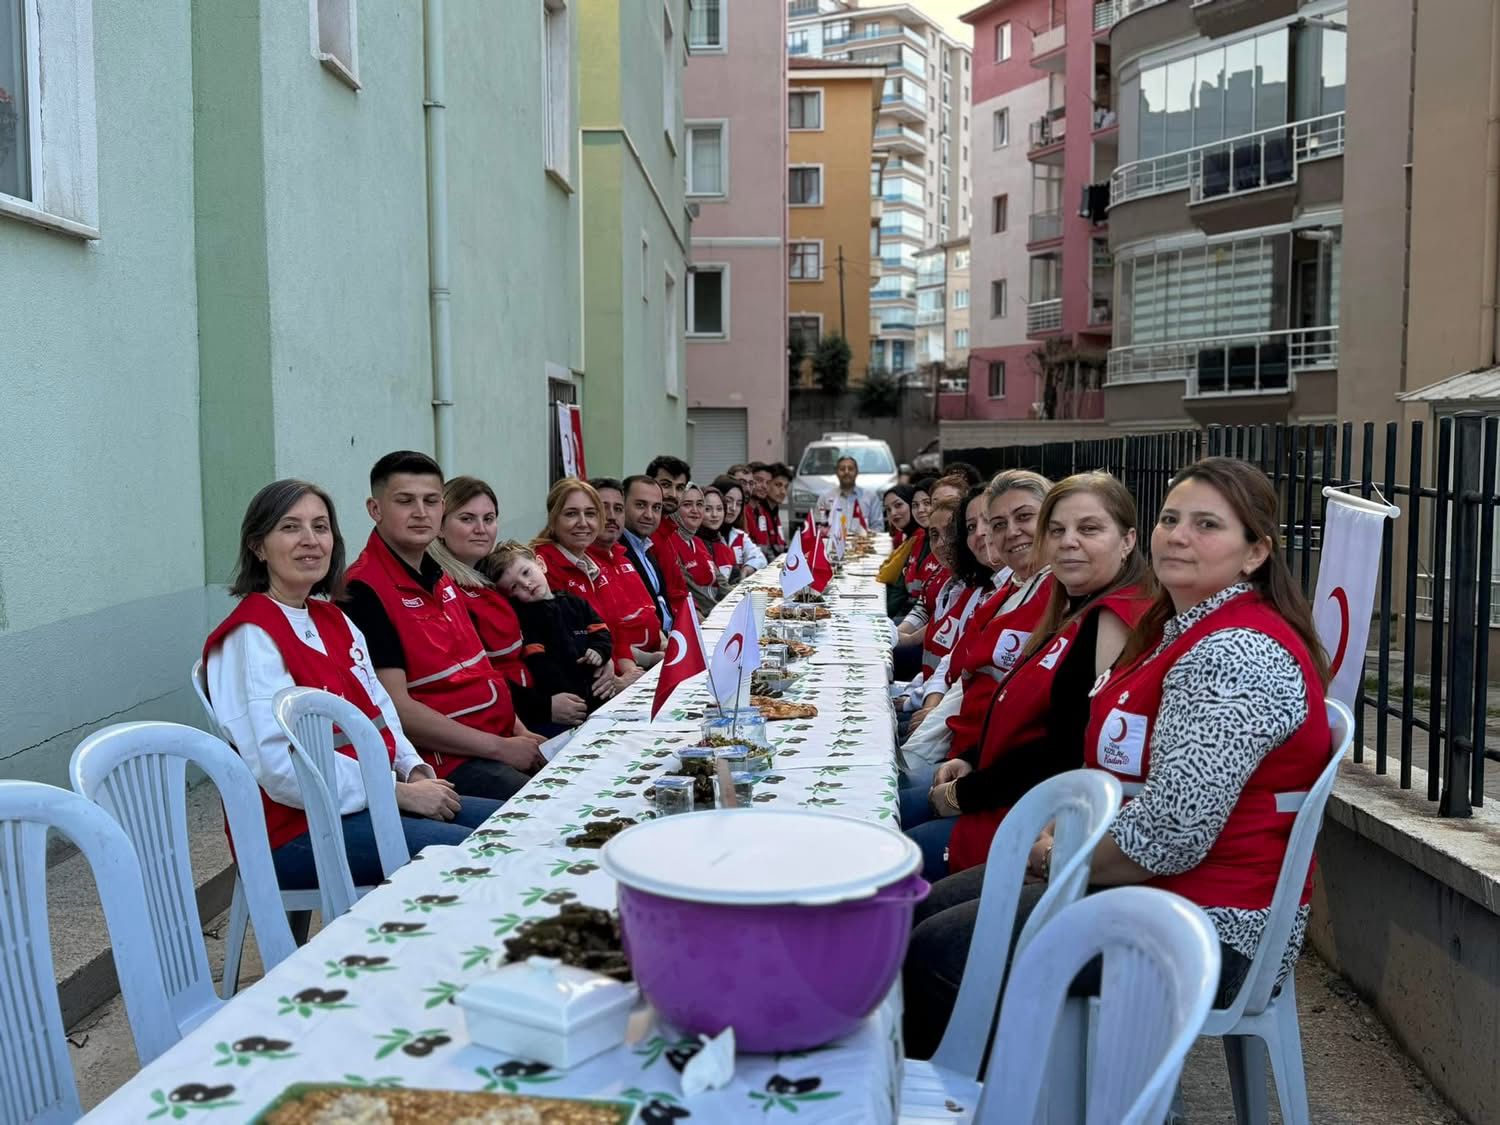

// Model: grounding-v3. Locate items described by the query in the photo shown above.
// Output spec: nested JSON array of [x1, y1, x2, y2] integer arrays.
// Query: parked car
[[789, 433, 899, 527]]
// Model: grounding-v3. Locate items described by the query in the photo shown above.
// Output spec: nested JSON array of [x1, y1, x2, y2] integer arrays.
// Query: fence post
[[1441, 414, 1482, 818]]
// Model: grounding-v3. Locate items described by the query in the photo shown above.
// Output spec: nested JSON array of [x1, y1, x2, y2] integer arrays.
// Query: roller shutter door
[[687, 407, 748, 482]]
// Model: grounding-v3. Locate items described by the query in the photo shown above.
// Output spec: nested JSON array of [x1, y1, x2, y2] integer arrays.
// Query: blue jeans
[[271, 797, 501, 890], [905, 818, 955, 883]]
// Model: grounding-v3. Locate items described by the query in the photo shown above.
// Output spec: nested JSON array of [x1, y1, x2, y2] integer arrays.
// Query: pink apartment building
[[953, 0, 1113, 427], [683, 0, 791, 476]]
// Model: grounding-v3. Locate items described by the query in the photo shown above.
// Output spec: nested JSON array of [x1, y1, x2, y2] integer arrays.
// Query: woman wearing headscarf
[[879, 485, 920, 621]]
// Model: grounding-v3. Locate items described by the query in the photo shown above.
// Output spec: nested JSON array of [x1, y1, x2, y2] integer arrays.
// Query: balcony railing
[[1027, 298, 1063, 335], [1029, 210, 1064, 243], [1094, 0, 1119, 30], [1032, 21, 1066, 62], [882, 87, 926, 113], [1106, 326, 1340, 389], [789, 1, 818, 16], [1119, 0, 1170, 16], [1089, 300, 1113, 326], [789, 40, 809, 55], [916, 307, 945, 326], [874, 124, 926, 152], [1029, 112, 1066, 151], [1112, 112, 1346, 206]]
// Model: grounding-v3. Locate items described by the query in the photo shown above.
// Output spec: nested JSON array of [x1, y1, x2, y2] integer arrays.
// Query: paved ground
[[72, 916, 1466, 1122]]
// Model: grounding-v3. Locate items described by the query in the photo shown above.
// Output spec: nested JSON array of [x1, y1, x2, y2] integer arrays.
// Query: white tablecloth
[[87, 548, 905, 1124]]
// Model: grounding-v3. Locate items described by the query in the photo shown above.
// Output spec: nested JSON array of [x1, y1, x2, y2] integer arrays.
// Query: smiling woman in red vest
[[204, 480, 502, 891], [657, 482, 721, 617], [902, 459, 1333, 1060], [905, 473, 1155, 881], [344, 452, 546, 803]]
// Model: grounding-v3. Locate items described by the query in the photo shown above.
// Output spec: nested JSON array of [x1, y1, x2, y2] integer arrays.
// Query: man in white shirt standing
[[817, 455, 884, 540]]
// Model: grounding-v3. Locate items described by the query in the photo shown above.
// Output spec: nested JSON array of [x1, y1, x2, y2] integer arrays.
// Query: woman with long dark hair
[[879, 485, 920, 620], [711, 475, 768, 576]]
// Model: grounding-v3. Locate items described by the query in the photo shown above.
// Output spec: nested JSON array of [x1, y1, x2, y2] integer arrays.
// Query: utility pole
[[836, 245, 847, 339]]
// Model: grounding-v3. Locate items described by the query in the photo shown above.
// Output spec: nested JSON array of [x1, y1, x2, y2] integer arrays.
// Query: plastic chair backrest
[[273, 687, 410, 895], [0, 781, 179, 1124], [1215, 697, 1353, 1022], [979, 886, 1221, 1125], [931, 768, 1123, 1077], [70, 722, 297, 1032], [190, 658, 219, 735]]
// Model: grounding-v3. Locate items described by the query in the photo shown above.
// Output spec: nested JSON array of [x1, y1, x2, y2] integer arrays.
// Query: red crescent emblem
[[787, 555, 801, 571], [1047, 637, 1066, 657], [1109, 715, 1128, 742], [725, 634, 744, 662], [1001, 632, 1020, 653], [1328, 587, 1350, 678]]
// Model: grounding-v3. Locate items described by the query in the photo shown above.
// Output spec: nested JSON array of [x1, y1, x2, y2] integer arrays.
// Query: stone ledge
[[1325, 755, 1500, 914]]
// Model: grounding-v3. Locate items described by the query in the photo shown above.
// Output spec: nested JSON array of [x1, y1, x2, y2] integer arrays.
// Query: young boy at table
[[481, 541, 616, 727]]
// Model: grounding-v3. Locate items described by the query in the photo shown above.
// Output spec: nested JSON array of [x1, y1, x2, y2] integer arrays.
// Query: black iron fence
[[948, 415, 1500, 818]]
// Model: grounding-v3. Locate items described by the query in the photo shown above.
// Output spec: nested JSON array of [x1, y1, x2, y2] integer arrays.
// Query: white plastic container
[[456, 956, 639, 1069]]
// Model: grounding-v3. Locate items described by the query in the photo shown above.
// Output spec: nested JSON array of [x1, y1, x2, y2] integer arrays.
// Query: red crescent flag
[[710, 595, 762, 710], [651, 595, 707, 719], [1312, 491, 1397, 709], [781, 522, 815, 597]]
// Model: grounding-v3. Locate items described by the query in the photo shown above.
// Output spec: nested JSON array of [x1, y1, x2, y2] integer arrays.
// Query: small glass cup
[[653, 775, 695, 816], [739, 744, 775, 778], [762, 644, 790, 673], [715, 771, 756, 807], [798, 622, 820, 645], [714, 746, 750, 776], [677, 747, 717, 769]]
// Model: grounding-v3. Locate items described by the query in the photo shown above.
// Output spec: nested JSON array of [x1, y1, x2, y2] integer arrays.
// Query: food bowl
[[599, 810, 926, 1052]]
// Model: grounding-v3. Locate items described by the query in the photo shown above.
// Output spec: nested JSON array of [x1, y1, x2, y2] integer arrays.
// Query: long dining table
[[86, 540, 908, 1124]]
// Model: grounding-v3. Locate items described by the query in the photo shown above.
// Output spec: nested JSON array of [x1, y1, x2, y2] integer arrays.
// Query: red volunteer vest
[[947, 585, 1152, 873], [709, 538, 737, 580], [345, 531, 515, 777], [945, 574, 1056, 752], [658, 527, 717, 587], [1085, 593, 1330, 911], [586, 543, 662, 666], [746, 503, 772, 546], [649, 525, 696, 599], [766, 502, 787, 549], [535, 540, 605, 606], [921, 578, 987, 675], [457, 584, 531, 690], [203, 594, 397, 851]]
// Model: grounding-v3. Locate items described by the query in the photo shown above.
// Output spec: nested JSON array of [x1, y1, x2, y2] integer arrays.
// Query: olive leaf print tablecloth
[[87, 547, 909, 1124]]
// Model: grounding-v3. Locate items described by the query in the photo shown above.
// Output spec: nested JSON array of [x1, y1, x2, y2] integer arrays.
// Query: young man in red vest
[[344, 451, 545, 801]]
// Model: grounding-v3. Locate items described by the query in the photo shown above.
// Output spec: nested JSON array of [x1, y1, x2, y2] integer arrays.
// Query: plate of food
[[253, 1084, 637, 1123], [759, 636, 816, 659], [765, 604, 831, 620], [750, 697, 819, 721]]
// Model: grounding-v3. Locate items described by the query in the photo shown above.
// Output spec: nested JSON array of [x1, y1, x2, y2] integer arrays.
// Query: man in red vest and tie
[[344, 451, 545, 801]]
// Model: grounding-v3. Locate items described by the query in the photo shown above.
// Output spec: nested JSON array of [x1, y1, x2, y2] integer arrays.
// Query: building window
[[789, 89, 823, 130], [992, 194, 1008, 233], [953, 288, 969, 310], [954, 249, 969, 269], [789, 241, 822, 280], [542, 0, 572, 181], [687, 265, 727, 337], [955, 329, 969, 348], [789, 315, 821, 353], [688, 0, 722, 51], [826, 18, 852, 44], [664, 271, 679, 395], [995, 21, 1011, 62], [789, 165, 822, 206], [988, 361, 1006, 398], [314, 0, 359, 87], [993, 108, 1009, 149], [1, 0, 35, 202], [686, 122, 726, 196], [964, 53, 970, 72], [662, 4, 678, 143], [788, 28, 808, 55], [992, 279, 1008, 317]]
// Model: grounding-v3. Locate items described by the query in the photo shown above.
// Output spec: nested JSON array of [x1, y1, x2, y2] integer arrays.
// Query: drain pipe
[[1482, 0, 1500, 366], [424, 0, 454, 467]]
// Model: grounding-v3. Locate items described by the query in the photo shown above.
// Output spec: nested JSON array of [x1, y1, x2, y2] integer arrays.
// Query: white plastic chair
[[979, 886, 1222, 1125], [1182, 697, 1353, 1125], [900, 769, 1123, 1121], [0, 781, 179, 1124], [70, 721, 297, 1035]]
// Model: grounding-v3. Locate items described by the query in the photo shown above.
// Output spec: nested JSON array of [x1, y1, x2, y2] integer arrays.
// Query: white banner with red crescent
[[557, 402, 587, 480], [709, 596, 762, 711], [1312, 488, 1399, 710]]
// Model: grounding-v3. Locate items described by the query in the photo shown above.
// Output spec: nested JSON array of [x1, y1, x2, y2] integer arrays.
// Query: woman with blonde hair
[[529, 478, 622, 700]]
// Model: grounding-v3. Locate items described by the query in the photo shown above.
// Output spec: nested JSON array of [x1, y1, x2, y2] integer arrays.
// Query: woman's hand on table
[[396, 777, 462, 821], [934, 758, 972, 785], [551, 693, 589, 725]]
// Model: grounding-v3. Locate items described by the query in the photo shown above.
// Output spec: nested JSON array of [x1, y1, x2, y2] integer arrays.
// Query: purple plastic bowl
[[616, 872, 929, 1052]]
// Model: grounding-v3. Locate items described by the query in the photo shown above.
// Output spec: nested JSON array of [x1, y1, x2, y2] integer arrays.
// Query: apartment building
[[787, 59, 886, 385], [788, 0, 972, 378], [683, 0, 790, 472], [919, 238, 974, 410], [1100, 0, 1346, 430]]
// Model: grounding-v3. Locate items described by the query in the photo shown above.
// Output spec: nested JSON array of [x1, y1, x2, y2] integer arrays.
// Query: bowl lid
[[600, 810, 920, 906]]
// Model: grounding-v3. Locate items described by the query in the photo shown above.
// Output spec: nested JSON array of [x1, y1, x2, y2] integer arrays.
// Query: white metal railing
[[1029, 210, 1063, 242], [1106, 325, 1339, 388], [916, 308, 945, 326], [1119, 0, 1170, 15], [1094, 0, 1119, 30], [1112, 112, 1345, 206], [1027, 298, 1063, 334]]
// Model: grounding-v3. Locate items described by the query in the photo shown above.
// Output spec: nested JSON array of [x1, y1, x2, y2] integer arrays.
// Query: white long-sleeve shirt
[[206, 602, 426, 816], [727, 527, 768, 572]]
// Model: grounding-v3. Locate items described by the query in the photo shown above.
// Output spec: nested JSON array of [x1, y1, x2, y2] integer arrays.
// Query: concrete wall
[[684, 0, 789, 464], [0, 0, 209, 788]]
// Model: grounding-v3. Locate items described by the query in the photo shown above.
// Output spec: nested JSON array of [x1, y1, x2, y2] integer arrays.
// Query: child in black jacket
[[481, 541, 615, 717]]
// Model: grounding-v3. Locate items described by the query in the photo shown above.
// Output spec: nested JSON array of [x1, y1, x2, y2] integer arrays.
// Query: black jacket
[[513, 592, 614, 709]]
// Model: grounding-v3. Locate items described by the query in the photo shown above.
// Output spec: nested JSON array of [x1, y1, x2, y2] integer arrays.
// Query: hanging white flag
[[1312, 488, 1400, 709], [709, 596, 762, 711], [780, 522, 814, 598]]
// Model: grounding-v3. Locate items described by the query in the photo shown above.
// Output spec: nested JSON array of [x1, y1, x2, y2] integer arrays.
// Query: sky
[[863, 0, 976, 44]]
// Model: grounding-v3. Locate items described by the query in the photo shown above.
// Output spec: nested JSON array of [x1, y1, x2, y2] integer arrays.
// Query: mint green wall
[[0, 0, 209, 785], [578, 0, 690, 477]]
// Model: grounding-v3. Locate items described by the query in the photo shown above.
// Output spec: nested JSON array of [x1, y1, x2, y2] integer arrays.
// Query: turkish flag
[[810, 532, 834, 593], [781, 520, 815, 598], [651, 595, 707, 719]]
